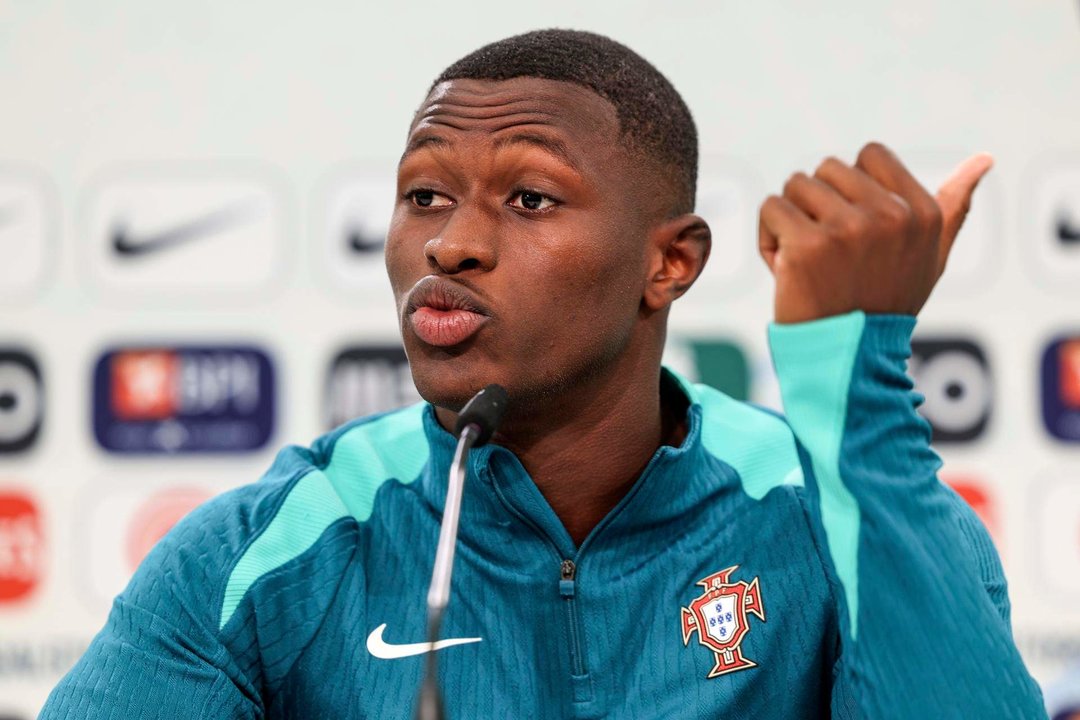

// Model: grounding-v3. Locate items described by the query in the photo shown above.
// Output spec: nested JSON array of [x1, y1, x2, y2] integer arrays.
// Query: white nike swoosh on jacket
[[366, 623, 483, 660]]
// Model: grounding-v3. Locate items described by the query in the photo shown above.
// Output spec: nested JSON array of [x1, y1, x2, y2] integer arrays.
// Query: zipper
[[484, 464, 596, 685], [560, 559, 586, 676]]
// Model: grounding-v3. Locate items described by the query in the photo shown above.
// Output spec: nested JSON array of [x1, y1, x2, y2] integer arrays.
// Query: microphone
[[416, 384, 509, 720]]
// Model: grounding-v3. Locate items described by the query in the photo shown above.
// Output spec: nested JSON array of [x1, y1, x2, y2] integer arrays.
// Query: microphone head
[[454, 384, 509, 447]]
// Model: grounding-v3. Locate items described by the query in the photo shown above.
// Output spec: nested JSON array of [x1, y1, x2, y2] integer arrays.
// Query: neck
[[436, 355, 688, 546]]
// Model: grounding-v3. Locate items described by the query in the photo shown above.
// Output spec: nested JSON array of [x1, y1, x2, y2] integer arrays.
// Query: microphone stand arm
[[416, 423, 479, 720]]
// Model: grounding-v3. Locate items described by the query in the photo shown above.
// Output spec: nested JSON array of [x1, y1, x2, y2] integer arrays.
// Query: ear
[[642, 213, 711, 312]]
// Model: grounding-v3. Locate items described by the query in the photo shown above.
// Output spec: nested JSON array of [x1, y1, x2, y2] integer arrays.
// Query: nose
[[424, 208, 497, 274]]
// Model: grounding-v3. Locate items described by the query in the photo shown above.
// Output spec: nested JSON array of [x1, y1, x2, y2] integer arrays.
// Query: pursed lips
[[405, 276, 492, 348]]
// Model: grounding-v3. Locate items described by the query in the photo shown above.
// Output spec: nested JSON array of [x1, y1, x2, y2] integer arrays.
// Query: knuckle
[[799, 229, 832, 258], [782, 172, 809, 196], [914, 195, 941, 221], [832, 211, 867, 239], [919, 199, 944, 234], [814, 156, 843, 177], [878, 197, 912, 227]]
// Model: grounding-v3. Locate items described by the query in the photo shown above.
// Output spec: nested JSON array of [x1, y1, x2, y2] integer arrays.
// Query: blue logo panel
[[1041, 336, 1080, 443], [92, 346, 275, 454]]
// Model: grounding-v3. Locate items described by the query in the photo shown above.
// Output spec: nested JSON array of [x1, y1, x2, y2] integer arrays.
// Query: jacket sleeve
[[37, 487, 267, 719], [36, 600, 259, 719], [768, 311, 1045, 719]]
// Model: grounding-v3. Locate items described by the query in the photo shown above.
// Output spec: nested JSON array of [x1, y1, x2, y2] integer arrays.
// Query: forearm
[[771, 311, 1044, 718]]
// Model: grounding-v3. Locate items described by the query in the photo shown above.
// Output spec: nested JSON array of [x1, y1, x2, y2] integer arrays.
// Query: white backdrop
[[1, 1, 1079, 715]]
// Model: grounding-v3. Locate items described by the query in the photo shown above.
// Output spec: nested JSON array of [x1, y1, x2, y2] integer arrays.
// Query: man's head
[[385, 29, 710, 418], [434, 29, 699, 216]]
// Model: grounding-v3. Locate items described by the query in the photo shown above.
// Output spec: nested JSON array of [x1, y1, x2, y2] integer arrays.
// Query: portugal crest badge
[[680, 565, 765, 678]]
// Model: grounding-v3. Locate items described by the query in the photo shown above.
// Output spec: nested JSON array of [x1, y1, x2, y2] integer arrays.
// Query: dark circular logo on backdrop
[[909, 338, 992, 443], [0, 350, 43, 454]]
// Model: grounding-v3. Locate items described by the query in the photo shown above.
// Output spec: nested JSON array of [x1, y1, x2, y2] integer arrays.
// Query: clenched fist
[[758, 142, 994, 324]]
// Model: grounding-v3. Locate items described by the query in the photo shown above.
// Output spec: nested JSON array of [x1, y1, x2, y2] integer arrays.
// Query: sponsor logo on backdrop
[[0, 168, 53, 301], [1025, 164, 1080, 289], [125, 487, 211, 570], [0, 350, 42, 454], [325, 346, 420, 428], [909, 338, 992, 443], [685, 340, 750, 401], [317, 172, 396, 296], [76, 483, 213, 612], [1034, 475, 1080, 599], [0, 490, 44, 604], [943, 474, 999, 547], [1058, 207, 1080, 245], [663, 338, 782, 410], [111, 197, 260, 258], [92, 346, 274, 453], [82, 170, 283, 300], [1041, 336, 1080, 442], [0, 637, 90, 680]]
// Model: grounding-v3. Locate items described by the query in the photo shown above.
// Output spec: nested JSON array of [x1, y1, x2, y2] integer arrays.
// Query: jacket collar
[[414, 368, 726, 561]]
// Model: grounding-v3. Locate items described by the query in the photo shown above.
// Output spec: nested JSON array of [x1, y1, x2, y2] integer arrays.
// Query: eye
[[509, 190, 557, 212], [406, 189, 453, 208]]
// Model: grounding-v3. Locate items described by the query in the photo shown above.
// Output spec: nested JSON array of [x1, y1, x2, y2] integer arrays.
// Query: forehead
[[405, 77, 622, 164]]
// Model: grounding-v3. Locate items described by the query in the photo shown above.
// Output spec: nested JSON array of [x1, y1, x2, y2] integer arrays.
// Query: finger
[[783, 172, 853, 222], [855, 142, 934, 211], [935, 152, 994, 252], [813, 157, 893, 207], [759, 195, 818, 274], [760, 194, 818, 244], [758, 213, 778, 273]]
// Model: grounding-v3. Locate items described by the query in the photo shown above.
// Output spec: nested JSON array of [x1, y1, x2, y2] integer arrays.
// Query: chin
[[407, 353, 507, 413]]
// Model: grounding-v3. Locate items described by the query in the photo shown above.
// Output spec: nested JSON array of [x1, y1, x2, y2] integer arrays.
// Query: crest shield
[[680, 565, 765, 679]]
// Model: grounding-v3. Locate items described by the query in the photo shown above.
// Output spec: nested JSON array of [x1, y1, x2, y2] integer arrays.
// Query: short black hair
[[433, 29, 698, 216]]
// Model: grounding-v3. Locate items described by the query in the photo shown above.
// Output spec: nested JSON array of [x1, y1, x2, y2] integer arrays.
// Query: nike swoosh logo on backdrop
[[111, 198, 262, 259], [347, 227, 385, 254], [365, 623, 482, 660], [1057, 211, 1080, 244]]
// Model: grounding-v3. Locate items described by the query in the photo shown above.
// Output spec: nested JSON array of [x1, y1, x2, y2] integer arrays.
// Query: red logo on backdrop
[[110, 350, 179, 420], [1060, 340, 1080, 409], [0, 490, 44, 602], [945, 475, 999, 545], [125, 487, 210, 571], [680, 565, 765, 678]]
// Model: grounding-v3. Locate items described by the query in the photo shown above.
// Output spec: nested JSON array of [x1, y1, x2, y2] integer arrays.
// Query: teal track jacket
[[41, 313, 1045, 718]]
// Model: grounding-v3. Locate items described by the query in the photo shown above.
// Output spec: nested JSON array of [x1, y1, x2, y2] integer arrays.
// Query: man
[[42, 29, 1044, 718]]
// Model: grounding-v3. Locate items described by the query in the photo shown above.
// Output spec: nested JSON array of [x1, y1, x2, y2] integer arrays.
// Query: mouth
[[404, 276, 492, 348]]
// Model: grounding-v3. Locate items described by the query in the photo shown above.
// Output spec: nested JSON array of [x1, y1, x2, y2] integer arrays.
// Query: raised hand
[[758, 142, 994, 324]]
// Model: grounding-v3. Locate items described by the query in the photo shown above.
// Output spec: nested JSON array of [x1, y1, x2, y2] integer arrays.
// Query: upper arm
[[40, 599, 260, 719], [941, 485, 1011, 628], [39, 481, 284, 719]]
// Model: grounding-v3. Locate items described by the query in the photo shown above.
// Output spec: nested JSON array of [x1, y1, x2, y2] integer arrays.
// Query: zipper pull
[[560, 559, 576, 598]]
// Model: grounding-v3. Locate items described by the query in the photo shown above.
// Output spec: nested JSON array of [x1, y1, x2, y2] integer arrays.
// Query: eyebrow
[[399, 132, 582, 173]]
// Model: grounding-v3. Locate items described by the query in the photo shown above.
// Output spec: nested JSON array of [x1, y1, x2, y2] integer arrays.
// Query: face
[[386, 77, 666, 412]]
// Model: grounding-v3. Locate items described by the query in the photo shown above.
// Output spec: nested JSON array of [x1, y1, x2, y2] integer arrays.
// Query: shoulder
[[107, 403, 433, 695], [674, 371, 804, 500], [124, 402, 432, 635]]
